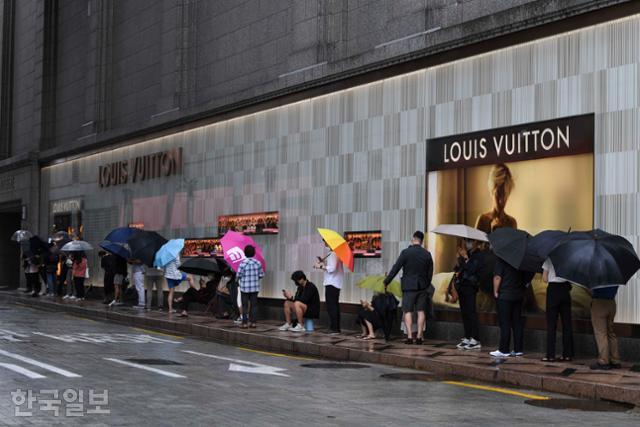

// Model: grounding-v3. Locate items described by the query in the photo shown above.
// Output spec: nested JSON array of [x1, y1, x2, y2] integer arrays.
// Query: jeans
[[457, 286, 479, 340], [46, 272, 56, 294], [497, 299, 524, 353], [546, 282, 573, 359], [74, 277, 85, 299], [241, 292, 259, 324], [325, 285, 341, 332], [26, 273, 40, 294], [133, 271, 145, 306]]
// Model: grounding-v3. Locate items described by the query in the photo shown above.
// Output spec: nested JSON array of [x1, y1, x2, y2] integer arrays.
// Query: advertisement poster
[[344, 231, 382, 258], [218, 211, 279, 235], [183, 238, 223, 258], [426, 114, 594, 317]]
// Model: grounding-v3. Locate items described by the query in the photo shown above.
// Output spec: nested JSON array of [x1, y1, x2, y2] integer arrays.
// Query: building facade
[[1, 1, 640, 324]]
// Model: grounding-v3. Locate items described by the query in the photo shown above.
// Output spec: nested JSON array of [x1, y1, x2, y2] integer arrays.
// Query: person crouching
[[278, 271, 320, 333]]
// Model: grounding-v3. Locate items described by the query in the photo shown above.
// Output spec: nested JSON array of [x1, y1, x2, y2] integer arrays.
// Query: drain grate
[[301, 363, 369, 369], [126, 359, 184, 366], [525, 399, 634, 412]]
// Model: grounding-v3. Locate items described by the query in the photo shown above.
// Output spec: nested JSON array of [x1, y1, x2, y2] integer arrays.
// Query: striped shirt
[[237, 257, 264, 293]]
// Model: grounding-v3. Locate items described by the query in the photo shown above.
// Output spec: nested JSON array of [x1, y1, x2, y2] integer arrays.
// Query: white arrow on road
[[182, 350, 289, 377]]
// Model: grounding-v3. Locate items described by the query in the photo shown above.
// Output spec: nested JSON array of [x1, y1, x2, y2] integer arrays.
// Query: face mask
[[465, 241, 473, 251]]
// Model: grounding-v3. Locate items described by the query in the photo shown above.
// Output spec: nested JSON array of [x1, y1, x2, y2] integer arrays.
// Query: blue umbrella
[[154, 239, 185, 268], [99, 240, 132, 259], [104, 227, 141, 244]]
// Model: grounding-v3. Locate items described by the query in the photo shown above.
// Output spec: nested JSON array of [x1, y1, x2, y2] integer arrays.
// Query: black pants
[[457, 286, 479, 340], [103, 273, 115, 301], [498, 299, 524, 353], [241, 292, 258, 323], [546, 282, 573, 358], [325, 285, 341, 332], [74, 277, 85, 299], [26, 273, 40, 294]]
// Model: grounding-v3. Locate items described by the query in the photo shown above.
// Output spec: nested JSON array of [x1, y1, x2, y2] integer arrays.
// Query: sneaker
[[590, 362, 611, 371], [108, 299, 116, 307], [278, 323, 291, 331], [490, 350, 510, 358], [328, 330, 341, 335], [69, 296, 76, 301], [510, 352, 524, 357], [62, 295, 69, 300], [464, 339, 481, 350], [78, 297, 85, 301], [290, 324, 306, 332], [456, 338, 470, 349], [233, 317, 243, 325]]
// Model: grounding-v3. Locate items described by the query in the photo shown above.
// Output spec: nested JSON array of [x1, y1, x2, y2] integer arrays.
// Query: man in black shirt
[[383, 231, 434, 345], [491, 258, 534, 358], [278, 270, 320, 333]]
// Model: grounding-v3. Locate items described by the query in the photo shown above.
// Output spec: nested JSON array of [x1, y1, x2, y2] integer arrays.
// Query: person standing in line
[[236, 245, 264, 328], [130, 260, 146, 309], [71, 252, 87, 301], [62, 255, 75, 299], [163, 254, 192, 314], [44, 243, 59, 297], [490, 258, 534, 358], [99, 251, 116, 304], [144, 266, 165, 310], [542, 257, 574, 362], [27, 254, 42, 297], [454, 239, 484, 350], [383, 231, 434, 345], [110, 255, 128, 306], [590, 285, 621, 370], [314, 242, 344, 334]]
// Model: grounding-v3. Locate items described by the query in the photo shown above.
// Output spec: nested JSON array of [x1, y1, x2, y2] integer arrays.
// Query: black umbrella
[[127, 230, 167, 267], [55, 237, 72, 249], [178, 257, 221, 276], [29, 236, 50, 254], [549, 229, 640, 290], [488, 228, 540, 272], [527, 230, 572, 260]]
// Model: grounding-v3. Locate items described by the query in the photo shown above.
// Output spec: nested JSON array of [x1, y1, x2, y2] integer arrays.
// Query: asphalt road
[[0, 300, 639, 426]]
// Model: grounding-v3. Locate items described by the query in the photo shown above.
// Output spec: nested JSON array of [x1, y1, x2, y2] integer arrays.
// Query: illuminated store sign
[[98, 147, 183, 188]]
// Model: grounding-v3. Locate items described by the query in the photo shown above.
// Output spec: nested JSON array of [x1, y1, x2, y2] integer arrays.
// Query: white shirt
[[163, 257, 182, 280], [542, 258, 570, 284], [323, 252, 344, 289]]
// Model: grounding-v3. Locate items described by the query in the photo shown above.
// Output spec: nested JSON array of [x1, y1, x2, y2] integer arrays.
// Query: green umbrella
[[356, 275, 402, 298]]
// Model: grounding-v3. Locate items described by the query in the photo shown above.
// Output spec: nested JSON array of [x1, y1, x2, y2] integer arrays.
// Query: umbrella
[[179, 257, 221, 276], [548, 229, 640, 290], [52, 231, 70, 241], [127, 230, 167, 267], [317, 228, 354, 272], [11, 230, 33, 242], [29, 236, 50, 254], [61, 240, 93, 252], [220, 231, 266, 272], [488, 228, 540, 272], [104, 227, 141, 244], [154, 239, 185, 268], [527, 230, 572, 260], [99, 240, 132, 259], [55, 237, 72, 249], [431, 224, 489, 242], [356, 275, 402, 298]]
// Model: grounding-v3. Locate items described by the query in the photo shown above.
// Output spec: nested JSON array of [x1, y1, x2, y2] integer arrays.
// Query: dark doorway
[[0, 203, 22, 288]]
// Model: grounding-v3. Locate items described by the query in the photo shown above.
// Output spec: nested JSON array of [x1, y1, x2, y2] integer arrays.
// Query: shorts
[[402, 289, 428, 313], [114, 274, 124, 286], [166, 272, 187, 289]]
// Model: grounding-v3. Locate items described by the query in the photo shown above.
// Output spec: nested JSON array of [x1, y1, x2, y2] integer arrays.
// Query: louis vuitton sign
[[98, 147, 183, 188]]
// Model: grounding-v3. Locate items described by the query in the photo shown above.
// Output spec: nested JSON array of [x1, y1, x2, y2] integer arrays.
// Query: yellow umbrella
[[317, 228, 354, 271], [356, 275, 402, 298]]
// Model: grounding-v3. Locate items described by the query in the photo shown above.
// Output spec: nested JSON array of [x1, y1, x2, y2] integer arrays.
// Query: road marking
[[65, 314, 97, 323], [32, 332, 181, 344], [443, 381, 550, 400], [0, 349, 81, 378], [0, 362, 46, 379], [132, 328, 184, 340], [103, 358, 185, 378], [236, 346, 314, 361], [0, 329, 30, 342], [182, 350, 289, 377]]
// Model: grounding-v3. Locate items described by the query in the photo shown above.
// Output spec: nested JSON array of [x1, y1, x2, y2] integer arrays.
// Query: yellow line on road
[[443, 381, 550, 400], [236, 346, 315, 361], [132, 327, 184, 339], [65, 314, 96, 323]]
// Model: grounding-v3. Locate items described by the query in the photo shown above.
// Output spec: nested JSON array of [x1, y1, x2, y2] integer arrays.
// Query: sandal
[[362, 336, 376, 340], [560, 356, 573, 362], [178, 312, 188, 318], [404, 338, 415, 345], [541, 357, 556, 362]]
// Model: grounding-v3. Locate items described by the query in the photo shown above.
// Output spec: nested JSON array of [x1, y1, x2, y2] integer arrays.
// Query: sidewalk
[[2, 289, 640, 406]]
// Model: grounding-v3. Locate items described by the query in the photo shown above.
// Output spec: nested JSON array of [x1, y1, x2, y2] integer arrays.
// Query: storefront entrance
[[0, 202, 22, 288]]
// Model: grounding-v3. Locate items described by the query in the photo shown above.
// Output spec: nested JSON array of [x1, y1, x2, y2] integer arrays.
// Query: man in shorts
[[383, 231, 433, 345]]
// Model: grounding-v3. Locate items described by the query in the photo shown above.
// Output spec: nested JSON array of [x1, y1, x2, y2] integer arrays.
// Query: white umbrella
[[11, 230, 33, 242], [431, 224, 489, 242], [61, 240, 93, 252]]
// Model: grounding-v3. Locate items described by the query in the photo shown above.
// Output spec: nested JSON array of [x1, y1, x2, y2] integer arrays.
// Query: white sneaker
[[456, 338, 470, 349], [69, 296, 77, 301], [490, 350, 510, 358], [108, 300, 116, 307], [78, 298, 85, 301], [464, 339, 481, 350], [510, 351, 524, 357], [62, 295, 69, 300], [278, 323, 291, 331], [233, 317, 242, 325], [289, 324, 305, 333]]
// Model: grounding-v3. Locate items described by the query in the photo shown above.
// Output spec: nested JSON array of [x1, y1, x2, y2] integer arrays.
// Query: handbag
[[446, 273, 459, 304], [84, 267, 90, 279]]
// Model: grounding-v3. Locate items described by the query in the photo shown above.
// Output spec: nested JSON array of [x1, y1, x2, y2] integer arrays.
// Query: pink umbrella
[[220, 230, 266, 272]]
